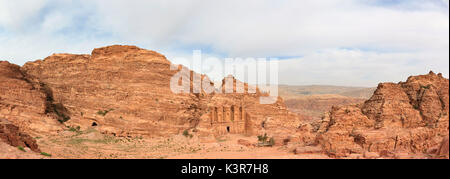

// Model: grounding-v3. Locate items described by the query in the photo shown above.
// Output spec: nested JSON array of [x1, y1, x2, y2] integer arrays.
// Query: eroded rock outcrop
[[0, 118, 40, 152], [284, 95, 366, 121], [0, 61, 63, 135], [0, 141, 44, 159], [436, 136, 449, 158], [17, 46, 210, 137], [297, 72, 449, 158]]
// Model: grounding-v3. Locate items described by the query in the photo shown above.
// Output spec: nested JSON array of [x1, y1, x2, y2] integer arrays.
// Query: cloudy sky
[[0, 0, 448, 87]]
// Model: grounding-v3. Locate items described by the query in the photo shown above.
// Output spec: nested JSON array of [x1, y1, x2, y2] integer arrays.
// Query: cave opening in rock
[[227, 126, 230, 133], [92, 122, 98, 127]]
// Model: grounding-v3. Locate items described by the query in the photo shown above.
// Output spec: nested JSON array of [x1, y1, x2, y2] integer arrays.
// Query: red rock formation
[[0, 61, 62, 135], [18, 46, 206, 137], [299, 72, 449, 158], [8, 45, 299, 138], [0, 118, 40, 152], [284, 95, 366, 121], [362, 71, 449, 129]]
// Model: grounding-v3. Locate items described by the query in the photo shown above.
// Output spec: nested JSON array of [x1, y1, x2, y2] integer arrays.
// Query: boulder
[[0, 119, 40, 152]]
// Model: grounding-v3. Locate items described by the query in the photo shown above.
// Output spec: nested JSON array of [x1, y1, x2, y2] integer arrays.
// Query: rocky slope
[[1, 118, 41, 155], [0, 141, 44, 159], [1, 45, 447, 159], [0, 61, 63, 136], [279, 85, 374, 121], [295, 71, 449, 158]]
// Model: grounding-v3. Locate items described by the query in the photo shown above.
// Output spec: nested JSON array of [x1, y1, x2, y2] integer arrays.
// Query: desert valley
[[0, 45, 448, 159]]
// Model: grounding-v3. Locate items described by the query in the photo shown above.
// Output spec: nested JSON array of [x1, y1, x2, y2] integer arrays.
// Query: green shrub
[[68, 126, 81, 133], [183, 130, 189, 137], [257, 133, 268, 143], [257, 134, 276, 147], [40, 152, 52, 157], [17, 146, 26, 152], [182, 130, 193, 138], [97, 109, 114, 116]]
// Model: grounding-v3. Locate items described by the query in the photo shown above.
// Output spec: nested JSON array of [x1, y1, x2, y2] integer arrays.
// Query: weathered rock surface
[[237, 139, 254, 147], [20, 46, 200, 137], [0, 141, 43, 159], [292, 146, 323, 155], [4, 45, 446, 159], [0, 61, 63, 135], [296, 72, 449, 158], [435, 136, 449, 158], [284, 94, 366, 121]]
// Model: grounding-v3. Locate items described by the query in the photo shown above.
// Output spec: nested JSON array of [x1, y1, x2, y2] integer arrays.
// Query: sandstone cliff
[[0, 61, 63, 135], [297, 71, 449, 158], [0, 118, 40, 153], [1, 45, 298, 140], [284, 95, 366, 121], [197, 76, 300, 138]]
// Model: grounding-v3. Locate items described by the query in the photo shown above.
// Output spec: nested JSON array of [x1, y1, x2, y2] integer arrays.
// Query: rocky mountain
[[1, 45, 299, 142], [0, 61, 62, 136], [279, 85, 375, 99], [295, 71, 449, 158]]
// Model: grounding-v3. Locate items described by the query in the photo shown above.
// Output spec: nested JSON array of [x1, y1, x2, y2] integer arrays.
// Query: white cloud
[[0, 0, 49, 30], [40, 12, 72, 34], [444, 0, 450, 6], [278, 49, 449, 86], [0, 0, 448, 86], [88, 0, 449, 56]]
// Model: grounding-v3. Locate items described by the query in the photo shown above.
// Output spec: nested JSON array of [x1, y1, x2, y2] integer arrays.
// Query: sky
[[0, 0, 448, 87]]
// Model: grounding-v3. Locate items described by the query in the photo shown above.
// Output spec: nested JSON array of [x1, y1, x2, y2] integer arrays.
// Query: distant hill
[[278, 85, 376, 121], [338, 87, 377, 99], [279, 85, 376, 100]]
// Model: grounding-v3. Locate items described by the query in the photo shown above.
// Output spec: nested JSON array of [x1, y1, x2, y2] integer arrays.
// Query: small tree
[[257, 133, 274, 147], [183, 130, 193, 138], [257, 133, 268, 143]]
